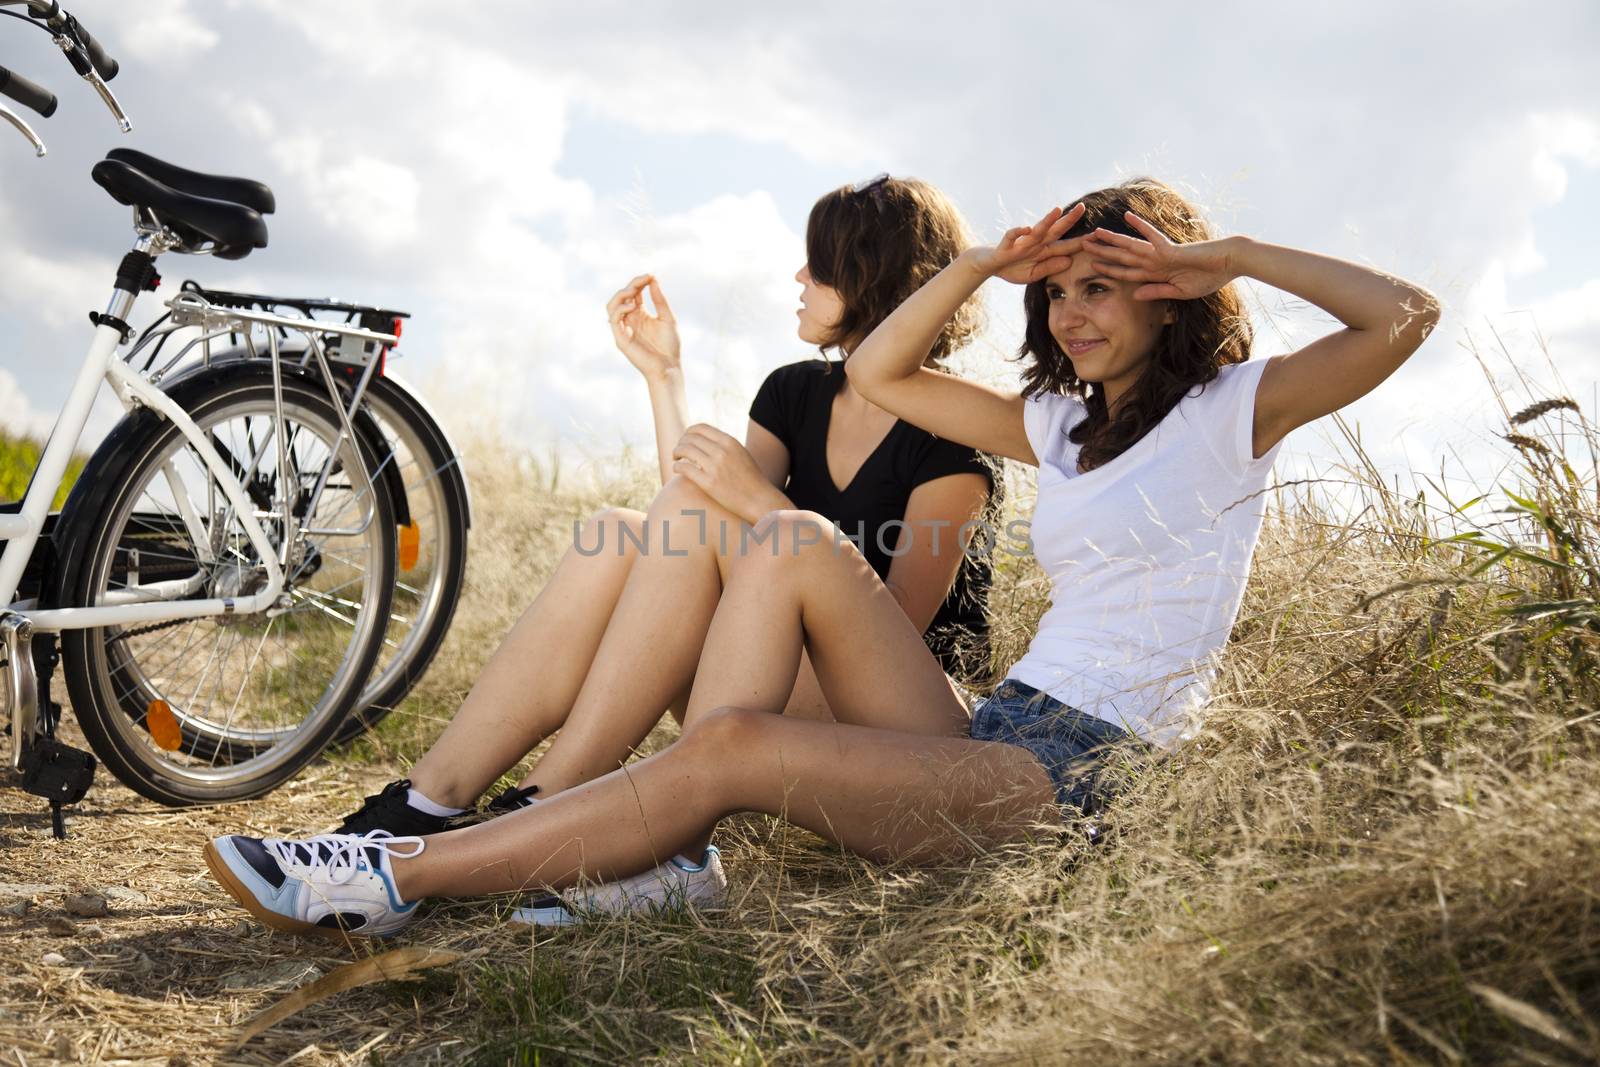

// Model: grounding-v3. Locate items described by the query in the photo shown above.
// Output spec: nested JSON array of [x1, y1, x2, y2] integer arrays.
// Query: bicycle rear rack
[[141, 290, 402, 540]]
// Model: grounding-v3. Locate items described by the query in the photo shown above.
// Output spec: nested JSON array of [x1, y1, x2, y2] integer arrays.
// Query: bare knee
[[680, 705, 772, 756], [731, 509, 843, 578], [648, 474, 717, 518], [571, 506, 648, 560], [649, 474, 755, 576]]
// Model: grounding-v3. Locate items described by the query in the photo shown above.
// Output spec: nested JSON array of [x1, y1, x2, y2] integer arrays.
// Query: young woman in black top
[[331, 178, 998, 867]]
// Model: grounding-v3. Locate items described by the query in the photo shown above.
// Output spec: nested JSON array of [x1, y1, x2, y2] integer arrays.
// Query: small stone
[[64, 892, 109, 917], [46, 916, 76, 937], [0, 899, 29, 917], [168, 1054, 192, 1067], [41, 951, 68, 966], [99, 885, 148, 905], [220, 958, 323, 991], [78, 923, 105, 939], [230, 920, 252, 938]]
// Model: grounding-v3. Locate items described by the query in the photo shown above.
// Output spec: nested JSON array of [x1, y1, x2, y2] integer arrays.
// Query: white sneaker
[[205, 830, 424, 940], [511, 846, 727, 927]]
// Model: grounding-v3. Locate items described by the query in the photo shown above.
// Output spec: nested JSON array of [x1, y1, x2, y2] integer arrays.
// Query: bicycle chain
[[109, 616, 191, 641]]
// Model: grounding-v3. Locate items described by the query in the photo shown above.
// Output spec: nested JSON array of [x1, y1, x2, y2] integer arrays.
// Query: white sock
[[406, 787, 466, 817]]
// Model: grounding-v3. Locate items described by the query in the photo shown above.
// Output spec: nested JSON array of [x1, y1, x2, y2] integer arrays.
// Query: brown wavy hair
[[1018, 178, 1253, 472], [806, 176, 982, 366]]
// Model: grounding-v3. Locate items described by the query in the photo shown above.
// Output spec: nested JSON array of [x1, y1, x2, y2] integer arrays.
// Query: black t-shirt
[[749, 359, 996, 682]]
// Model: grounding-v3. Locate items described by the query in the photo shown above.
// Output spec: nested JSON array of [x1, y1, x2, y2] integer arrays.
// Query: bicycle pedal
[[20, 738, 96, 840]]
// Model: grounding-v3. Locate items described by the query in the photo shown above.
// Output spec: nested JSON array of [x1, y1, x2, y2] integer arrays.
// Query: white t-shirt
[[1006, 358, 1282, 748]]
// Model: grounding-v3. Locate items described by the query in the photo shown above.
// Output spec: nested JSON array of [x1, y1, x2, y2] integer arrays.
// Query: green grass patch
[[0, 428, 84, 508]]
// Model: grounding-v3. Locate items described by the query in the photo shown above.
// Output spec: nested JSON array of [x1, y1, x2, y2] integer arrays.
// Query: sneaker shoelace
[[265, 830, 426, 885], [485, 784, 540, 814]]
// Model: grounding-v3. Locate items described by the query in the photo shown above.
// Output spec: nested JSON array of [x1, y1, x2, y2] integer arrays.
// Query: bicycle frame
[[0, 234, 398, 634]]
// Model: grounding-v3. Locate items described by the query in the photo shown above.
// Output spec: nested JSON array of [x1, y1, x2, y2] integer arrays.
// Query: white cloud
[[2, 0, 1597, 491], [97, 0, 219, 62], [0, 367, 55, 440]]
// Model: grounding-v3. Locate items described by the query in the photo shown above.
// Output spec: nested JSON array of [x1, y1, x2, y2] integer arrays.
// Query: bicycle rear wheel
[[52, 367, 395, 805], [334, 374, 469, 743]]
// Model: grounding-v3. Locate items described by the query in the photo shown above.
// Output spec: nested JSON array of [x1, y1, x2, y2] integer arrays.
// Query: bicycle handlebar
[[21, 1, 117, 80], [0, 64, 57, 117], [74, 16, 117, 80], [0, 0, 129, 151]]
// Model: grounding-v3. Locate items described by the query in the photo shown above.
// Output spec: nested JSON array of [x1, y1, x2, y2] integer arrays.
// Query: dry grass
[[3, 351, 1599, 1065]]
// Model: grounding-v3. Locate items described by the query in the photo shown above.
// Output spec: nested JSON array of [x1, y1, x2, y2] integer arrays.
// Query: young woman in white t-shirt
[[204, 179, 1440, 938]]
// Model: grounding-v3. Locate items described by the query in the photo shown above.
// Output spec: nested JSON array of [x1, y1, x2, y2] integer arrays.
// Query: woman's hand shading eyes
[[966, 203, 1086, 285], [1083, 212, 1239, 301]]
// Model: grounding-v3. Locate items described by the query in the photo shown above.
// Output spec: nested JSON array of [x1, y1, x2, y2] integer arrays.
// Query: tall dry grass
[[336, 346, 1600, 1066]]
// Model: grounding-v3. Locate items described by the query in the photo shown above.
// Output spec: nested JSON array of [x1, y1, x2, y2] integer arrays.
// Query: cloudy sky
[[1, 0, 1596, 498]]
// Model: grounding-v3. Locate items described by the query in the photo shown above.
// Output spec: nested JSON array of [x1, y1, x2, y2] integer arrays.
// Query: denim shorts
[[969, 678, 1147, 815]]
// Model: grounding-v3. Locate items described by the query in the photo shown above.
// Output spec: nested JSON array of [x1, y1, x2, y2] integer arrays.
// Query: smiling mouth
[[1064, 339, 1105, 355]]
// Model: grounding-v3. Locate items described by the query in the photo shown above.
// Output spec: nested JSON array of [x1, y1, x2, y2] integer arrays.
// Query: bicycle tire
[[51, 366, 396, 805], [333, 373, 470, 742]]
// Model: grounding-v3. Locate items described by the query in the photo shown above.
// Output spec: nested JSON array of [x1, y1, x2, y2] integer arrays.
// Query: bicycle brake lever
[[0, 99, 46, 156], [80, 63, 129, 131], [53, 32, 130, 132]]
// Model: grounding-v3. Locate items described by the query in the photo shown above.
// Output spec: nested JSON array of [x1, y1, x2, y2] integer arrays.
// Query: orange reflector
[[146, 700, 181, 751], [399, 521, 421, 571]]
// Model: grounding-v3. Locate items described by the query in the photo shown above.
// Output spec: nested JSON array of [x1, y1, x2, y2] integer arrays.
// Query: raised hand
[[967, 203, 1086, 285], [1085, 212, 1237, 301], [607, 275, 681, 379]]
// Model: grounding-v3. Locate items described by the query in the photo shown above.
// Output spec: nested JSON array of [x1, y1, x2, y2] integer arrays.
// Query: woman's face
[[1044, 257, 1173, 403], [795, 263, 846, 345]]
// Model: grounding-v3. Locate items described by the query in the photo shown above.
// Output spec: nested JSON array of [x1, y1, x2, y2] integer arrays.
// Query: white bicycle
[[2, 1, 400, 822]]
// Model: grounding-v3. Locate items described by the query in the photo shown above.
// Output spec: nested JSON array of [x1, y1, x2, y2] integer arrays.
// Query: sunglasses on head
[[850, 172, 891, 216]]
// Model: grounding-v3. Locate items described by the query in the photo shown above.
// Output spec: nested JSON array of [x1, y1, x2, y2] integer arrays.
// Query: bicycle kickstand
[[3, 613, 95, 839]]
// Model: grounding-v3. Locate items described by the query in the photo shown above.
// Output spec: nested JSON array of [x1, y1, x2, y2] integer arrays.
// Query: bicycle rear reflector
[[399, 521, 421, 571], [145, 699, 181, 751]]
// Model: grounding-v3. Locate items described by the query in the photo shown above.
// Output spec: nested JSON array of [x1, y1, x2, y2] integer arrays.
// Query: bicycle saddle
[[104, 148, 276, 215], [90, 153, 270, 260]]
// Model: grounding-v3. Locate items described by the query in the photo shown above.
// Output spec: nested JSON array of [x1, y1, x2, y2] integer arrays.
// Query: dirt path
[[0, 723, 485, 1066]]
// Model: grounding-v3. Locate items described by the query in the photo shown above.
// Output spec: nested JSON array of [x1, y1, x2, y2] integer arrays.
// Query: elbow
[[842, 350, 884, 399], [1411, 285, 1443, 334], [1392, 284, 1442, 362]]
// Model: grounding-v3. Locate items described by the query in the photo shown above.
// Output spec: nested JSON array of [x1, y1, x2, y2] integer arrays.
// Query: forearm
[[1229, 237, 1439, 340], [645, 369, 689, 485], [846, 251, 987, 399]]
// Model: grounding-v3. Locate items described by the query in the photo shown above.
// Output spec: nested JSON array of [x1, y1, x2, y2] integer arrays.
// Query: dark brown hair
[[806, 177, 981, 366], [1018, 177, 1252, 472]]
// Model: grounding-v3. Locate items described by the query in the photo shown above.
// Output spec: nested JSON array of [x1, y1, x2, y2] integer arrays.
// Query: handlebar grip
[[0, 66, 58, 118], [76, 21, 118, 81]]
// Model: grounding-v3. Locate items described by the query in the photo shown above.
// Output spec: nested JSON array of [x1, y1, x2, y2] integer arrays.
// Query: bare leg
[[409, 507, 650, 807], [394, 706, 1054, 900], [682, 511, 971, 736], [514, 477, 743, 794], [410, 484, 832, 809], [389, 511, 1044, 900], [668, 654, 829, 725]]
